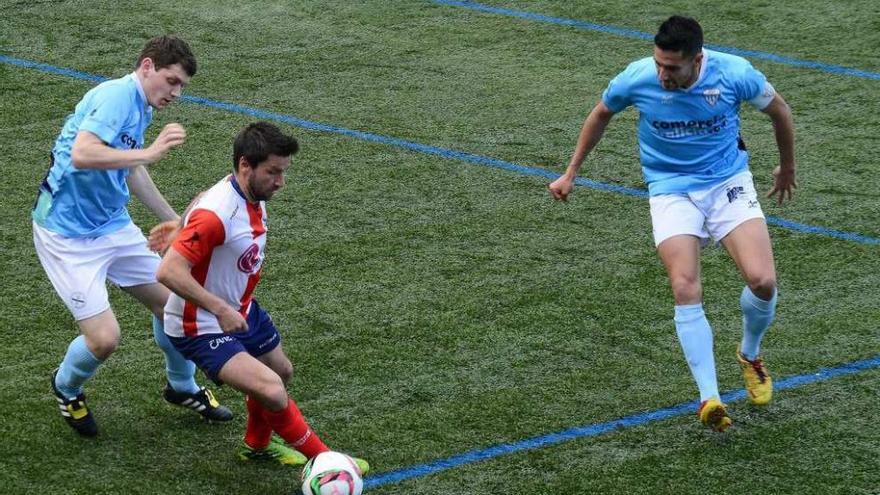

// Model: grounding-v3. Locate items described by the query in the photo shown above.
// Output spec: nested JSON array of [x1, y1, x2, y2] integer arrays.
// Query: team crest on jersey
[[237, 243, 262, 273], [703, 88, 721, 106]]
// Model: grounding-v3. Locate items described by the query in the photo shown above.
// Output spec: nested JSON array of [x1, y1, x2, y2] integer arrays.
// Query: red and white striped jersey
[[164, 175, 267, 338]]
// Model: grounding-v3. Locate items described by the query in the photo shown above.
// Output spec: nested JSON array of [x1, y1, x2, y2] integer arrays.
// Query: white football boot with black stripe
[[162, 382, 234, 421]]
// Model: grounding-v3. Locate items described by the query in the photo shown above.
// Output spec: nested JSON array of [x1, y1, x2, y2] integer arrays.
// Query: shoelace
[[747, 358, 768, 382]]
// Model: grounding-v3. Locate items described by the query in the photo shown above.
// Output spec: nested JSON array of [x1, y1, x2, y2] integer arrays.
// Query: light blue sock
[[152, 315, 200, 394], [674, 304, 719, 402], [55, 335, 102, 399], [740, 286, 778, 360]]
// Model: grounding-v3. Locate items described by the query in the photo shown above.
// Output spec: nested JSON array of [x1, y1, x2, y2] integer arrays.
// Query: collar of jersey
[[229, 174, 256, 204], [680, 49, 709, 93], [128, 72, 151, 112]]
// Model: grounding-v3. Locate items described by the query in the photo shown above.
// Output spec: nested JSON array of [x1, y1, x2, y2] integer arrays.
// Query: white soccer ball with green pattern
[[300, 451, 363, 495]]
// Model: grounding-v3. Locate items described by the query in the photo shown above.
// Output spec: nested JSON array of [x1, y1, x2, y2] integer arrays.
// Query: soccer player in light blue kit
[[33, 35, 232, 437], [548, 16, 796, 431]]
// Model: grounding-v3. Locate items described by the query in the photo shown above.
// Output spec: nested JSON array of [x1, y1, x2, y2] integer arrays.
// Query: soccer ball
[[300, 451, 363, 495]]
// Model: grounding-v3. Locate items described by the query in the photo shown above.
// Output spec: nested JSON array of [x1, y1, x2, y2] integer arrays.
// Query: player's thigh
[[257, 346, 293, 383], [703, 172, 776, 285], [33, 222, 113, 321], [657, 235, 702, 292], [720, 217, 776, 287], [649, 193, 709, 247], [218, 351, 284, 401], [121, 283, 170, 318]]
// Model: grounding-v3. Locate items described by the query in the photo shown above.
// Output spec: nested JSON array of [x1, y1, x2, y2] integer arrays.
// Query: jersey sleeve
[[78, 84, 133, 144], [170, 208, 226, 266], [601, 70, 633, 113], [733, 62, 772, 108]]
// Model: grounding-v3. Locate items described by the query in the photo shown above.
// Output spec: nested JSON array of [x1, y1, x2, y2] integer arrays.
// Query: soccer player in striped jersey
[[35, 35, 231, 437], [548, 16, 797, 431], [153, 122, 369, 472]]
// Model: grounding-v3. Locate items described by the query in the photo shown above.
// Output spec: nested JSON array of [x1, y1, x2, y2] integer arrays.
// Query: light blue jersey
[[602, 49, 771, 196], [33, 73, 153, 237]]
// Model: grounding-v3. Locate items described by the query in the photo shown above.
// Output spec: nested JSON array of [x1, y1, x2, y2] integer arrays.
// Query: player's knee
[[670, 276, 702, 304], [747, 275, 777, 300], [87, 330, 120, 359], [255, 374, 287, 410], [275, 359, 294, 384]]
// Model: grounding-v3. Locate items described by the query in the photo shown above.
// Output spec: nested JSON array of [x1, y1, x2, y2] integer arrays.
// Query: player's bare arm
[[156, 248, 248, 333], [70, 123, 186, 170], [548, 101, 616, 201], [761, 93, 797, 205], [128, 165, 179, 222]]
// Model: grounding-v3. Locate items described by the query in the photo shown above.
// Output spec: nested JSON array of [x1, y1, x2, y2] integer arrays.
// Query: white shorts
[[33, 221, 161, 321], [649, 171, 765, 247]]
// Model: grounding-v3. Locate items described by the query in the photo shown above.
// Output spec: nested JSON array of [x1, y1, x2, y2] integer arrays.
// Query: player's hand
[[548, 175, 575, 202], [148, 220, 180, 254], [767, 165, 797, 205], [217, 306, 248, 333], [146, 123, 187, 163]]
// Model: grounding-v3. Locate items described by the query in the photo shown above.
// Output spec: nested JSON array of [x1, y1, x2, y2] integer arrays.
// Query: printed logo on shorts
[[726, 186, 745, 203], [71, 292, 86, 309], [208, 335, 235, 350], [237, 243, 262, 274], [748, 200, 759, 209], [257, 333, 279, 350]]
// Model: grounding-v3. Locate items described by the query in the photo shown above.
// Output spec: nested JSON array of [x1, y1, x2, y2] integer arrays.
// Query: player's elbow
[[70, 145, 88, 169], [71, 132, 102, 169], [156, 262, 174, 288]]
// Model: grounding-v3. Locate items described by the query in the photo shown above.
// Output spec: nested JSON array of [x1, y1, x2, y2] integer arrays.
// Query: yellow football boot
[[698, 397, 732, 432], [737, 349, 773, 405]]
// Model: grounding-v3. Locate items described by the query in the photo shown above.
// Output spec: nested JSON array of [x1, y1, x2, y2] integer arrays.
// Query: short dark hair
[[137, 35, 197, 76], [654, 16, 703, 58], [233, 122, 299, 171]]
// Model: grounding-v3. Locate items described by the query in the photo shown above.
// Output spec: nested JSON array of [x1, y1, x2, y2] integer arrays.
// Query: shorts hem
[[73, 304, 112, 322]]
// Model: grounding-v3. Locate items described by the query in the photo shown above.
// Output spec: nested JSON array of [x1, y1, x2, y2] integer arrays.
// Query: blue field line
[[4, 54, 880, 246], [364, 353, 880, 489], [0, 54, 108, 83], [429, 0, 880, 81], [766, 217, 880, 245]]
